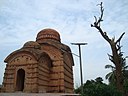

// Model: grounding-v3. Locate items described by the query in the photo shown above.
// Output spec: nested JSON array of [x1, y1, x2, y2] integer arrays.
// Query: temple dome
[[23, 41, 40, 49], [36, 28, 61, 43]]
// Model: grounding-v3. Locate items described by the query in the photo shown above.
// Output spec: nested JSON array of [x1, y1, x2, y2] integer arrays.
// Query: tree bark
[[110, 42, 124, 92]]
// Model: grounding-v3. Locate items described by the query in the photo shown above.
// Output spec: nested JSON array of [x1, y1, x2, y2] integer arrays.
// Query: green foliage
[[124, 78, 128, 93], [105, 64, 116, 86], [75, 77, 122, 96], [105, 56, 128, 93]]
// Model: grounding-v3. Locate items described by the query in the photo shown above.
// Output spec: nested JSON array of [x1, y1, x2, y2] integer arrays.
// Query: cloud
[[0, 0, 128, 85]]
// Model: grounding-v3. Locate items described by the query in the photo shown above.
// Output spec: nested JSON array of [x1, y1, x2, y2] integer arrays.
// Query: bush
[[75, 78, 122, 96]]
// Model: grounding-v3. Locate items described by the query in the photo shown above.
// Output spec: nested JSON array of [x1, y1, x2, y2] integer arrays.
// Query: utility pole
[[71, 43, 87, 96]]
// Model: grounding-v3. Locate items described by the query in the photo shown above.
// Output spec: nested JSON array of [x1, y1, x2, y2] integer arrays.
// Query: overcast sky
[[0, 0, 128, 87]]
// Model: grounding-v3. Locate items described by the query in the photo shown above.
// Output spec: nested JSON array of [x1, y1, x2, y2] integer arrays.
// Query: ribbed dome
[[36, 28, 61, 43], [23, 41, 40, 49]]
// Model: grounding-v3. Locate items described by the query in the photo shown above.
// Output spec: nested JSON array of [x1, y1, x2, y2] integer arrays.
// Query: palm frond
[[123, 66, 128, 70], [105, 72, 113, 79], [109, 73, 116, 85], [105, 64, 115, 69]]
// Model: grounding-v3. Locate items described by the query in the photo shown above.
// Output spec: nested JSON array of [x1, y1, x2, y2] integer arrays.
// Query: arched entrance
[[16, 69, 25, 91]]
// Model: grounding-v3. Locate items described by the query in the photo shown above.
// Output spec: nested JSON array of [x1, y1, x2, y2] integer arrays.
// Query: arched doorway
[[16, 69, 25, 91]]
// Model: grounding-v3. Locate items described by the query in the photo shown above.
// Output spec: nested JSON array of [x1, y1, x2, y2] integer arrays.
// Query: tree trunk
[[110, 42, 124, 92]]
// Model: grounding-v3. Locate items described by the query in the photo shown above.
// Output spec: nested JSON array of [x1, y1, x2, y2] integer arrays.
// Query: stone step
[[0, 93, 80, 96]]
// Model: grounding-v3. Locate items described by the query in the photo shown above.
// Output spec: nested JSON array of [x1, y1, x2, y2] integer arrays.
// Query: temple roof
[[4, 47, 43, 63], [36, 28, 61, 43], [23, 41, 41, 49]]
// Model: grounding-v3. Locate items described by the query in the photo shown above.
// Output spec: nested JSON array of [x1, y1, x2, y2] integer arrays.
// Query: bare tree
[[91, 2, 125, 92]]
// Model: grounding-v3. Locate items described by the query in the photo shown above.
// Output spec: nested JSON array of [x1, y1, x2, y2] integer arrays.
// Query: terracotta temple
[[2, 28, 74, 93]]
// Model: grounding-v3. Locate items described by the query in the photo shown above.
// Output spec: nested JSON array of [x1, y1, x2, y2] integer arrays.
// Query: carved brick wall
[[2, 28, 74, 93]]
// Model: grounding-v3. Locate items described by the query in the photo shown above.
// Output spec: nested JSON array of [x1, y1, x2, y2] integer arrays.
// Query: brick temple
[[2, 28, 74, 93]]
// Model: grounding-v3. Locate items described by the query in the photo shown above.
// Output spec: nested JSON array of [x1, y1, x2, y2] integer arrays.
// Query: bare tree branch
[[116, 32, 125, 44], [94, 16, 97, 23], [91, 2, 111, 43], [97, 2, 104, 26]]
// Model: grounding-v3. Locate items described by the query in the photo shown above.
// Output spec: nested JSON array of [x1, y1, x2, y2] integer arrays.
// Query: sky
[[0, 0, 128, 87]]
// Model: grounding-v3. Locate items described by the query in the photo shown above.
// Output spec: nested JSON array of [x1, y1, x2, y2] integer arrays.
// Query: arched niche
[[16, 69, 25, 91]]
